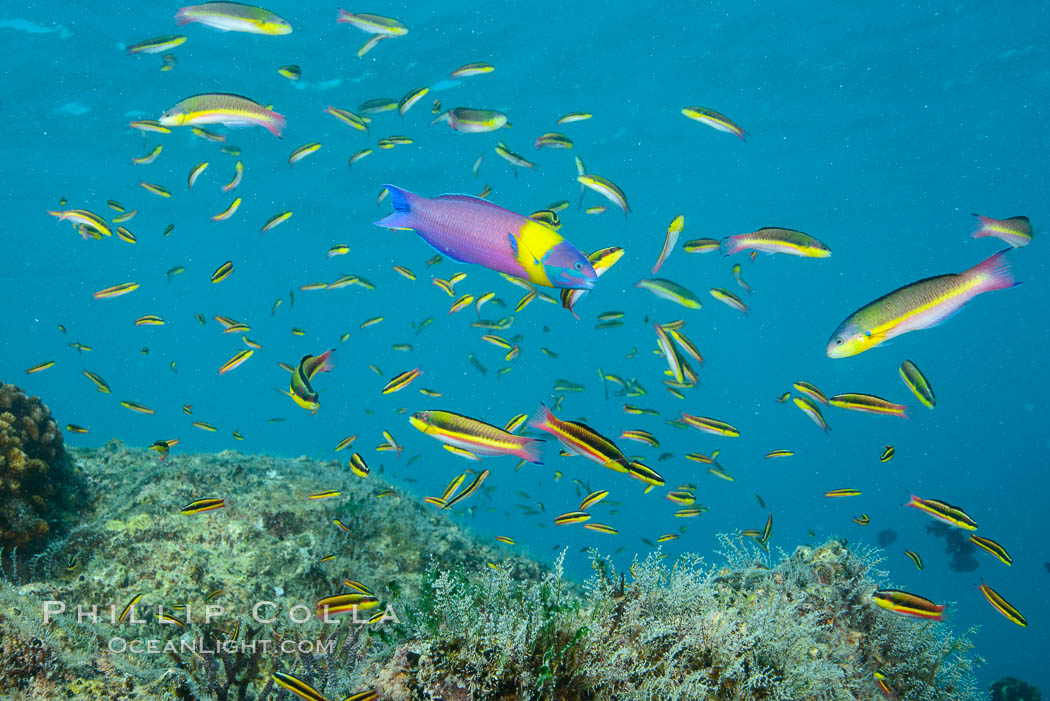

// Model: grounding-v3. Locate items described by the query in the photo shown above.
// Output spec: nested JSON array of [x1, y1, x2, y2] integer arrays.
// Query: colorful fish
[[175, 3, 292, 35], [410, 410, 543, 464], [375, 186, 596, 289], [827, 250, 1017, 358], [160, 93, 286, 138]]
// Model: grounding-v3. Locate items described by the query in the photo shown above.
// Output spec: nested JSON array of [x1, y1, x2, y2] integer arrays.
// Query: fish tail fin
[[514, 436, 544, 465], [316, 349, 336, 374], [969, 213, 991, 238], [430, 111, 450, 126], [374, 185, 417, 229], [174, 8, 192, 25], [719, 236, 739, 257], [527, 403, 555, 433], [264, 111, 286, 139], [969, 249, 1018, 292]]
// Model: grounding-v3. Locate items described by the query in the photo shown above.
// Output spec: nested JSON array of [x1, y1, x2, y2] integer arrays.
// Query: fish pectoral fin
[[508, 230, 541, 265]]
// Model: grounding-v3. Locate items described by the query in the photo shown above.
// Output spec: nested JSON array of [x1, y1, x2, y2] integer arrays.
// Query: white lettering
[[204, 604, 224, 624], [108, 636, 126, 653], [42, 600, 65, 623], [77, 605, 99, 624], [252, 601, 277, 624], [288, 604, 311, 624]]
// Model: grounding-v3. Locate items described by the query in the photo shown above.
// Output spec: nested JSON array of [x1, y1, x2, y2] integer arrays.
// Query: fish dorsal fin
[[428, 193, 506, 211]]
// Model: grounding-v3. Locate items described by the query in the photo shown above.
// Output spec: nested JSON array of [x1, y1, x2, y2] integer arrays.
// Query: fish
[[828, 393, 908, 418], [278, 64, 300, 80], [336, 10, 408, 36], [880, 445, 895, 462], [494, 141, 537, 171], [899, 360, 936, 408], [452, 62, 495, 78], [681, 107, 747, 140], [286, 350, 336, 413], [827, 249, 1017, 358], [680, 413, 739, 437], [906, 494, 977, 530], [709, 287, 748, 314], [558, 112, 592, 124], [175, 3, 292, 34], [721, 228, 831, 257], [534, 133, 573, 150], [764, 450, 794, 459], [976, 581, 1026, 627], [398, 87, 429, 115], [181, 498, 225, 515], [528, 404, 629, 472], [853, 514, 870, 525], [793, 396, 829, 432], [25, 360, 55, 374], [652, 215, 684, 274], [577, 174, 630, 217], [905, 550, 923, 570], [872, 589, 945, 621], [83, 371, 111, 392], [218, 349, 254, 374], [211, 197, 241, 222], [349, 453, 370, 478], [971, 213, 1032, 248], [127, 34, 187, 54], [635, 278, 701, 309], [188, 162, 208, 189], [289, 142, 321, 165], [583, 523, 618, 534], [211, 261, 234, 283], [432, 108, 508, 133], [970, 535, 1012, 566], [683, 238, 721, 254], [382, 368, 422, 394], [262, 211, 292, 233], [375, 185, 596, 289], [159, 93, 286, 138], [792, 382, 827, 405], [554, 511, 591, 525], [94, 282, 140, 299], [442, 469, 489, 510], [48, 209, 112, 239], [410, 410, 542, 463], [824, 489, 861, 498]]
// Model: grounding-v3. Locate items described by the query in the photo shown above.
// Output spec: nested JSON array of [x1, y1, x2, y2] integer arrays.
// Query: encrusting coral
[[0, 440, 984, 700], [0, 382, 78, 551]]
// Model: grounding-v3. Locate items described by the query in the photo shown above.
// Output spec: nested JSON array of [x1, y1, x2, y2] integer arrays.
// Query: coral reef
[[373, 538, 983, 700], [0, 441, 985, 699], [0, 382, 79, 551]]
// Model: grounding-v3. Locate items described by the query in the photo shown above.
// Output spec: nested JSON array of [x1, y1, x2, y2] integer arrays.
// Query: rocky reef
[[0, 441, 983, 699], [0, 382, 79, 551]]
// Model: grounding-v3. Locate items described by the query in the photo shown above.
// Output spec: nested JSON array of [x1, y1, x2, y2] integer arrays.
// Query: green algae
[[0, 441, 983, 699]]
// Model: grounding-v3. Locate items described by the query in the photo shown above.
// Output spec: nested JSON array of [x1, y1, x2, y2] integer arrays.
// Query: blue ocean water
[[4, 0, 1048, 694]]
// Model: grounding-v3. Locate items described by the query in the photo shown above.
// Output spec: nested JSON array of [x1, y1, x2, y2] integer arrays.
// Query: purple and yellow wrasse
[[528, 404, 629, 472], [827, 249, 1017, 358], [410, 410, 543, 464], [285, 349, 335, 413], [681, 106, 747, 140], [721, 227, 831, 257], [971, 213, 1032, 248], [431, 107, 508, 133], [872, 589, 945, 621], [375, 185, 596, 289], [829, 393, 908, 418], [159, 93, 286, 138], [906, 494, 978, 530], [976, 581, 1026, 627], [175, 3, 292, 35]]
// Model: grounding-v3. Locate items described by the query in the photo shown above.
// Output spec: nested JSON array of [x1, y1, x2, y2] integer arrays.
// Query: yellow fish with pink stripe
[[159, 93, 286, 138], [410, 410, 542, 464], [827, 249, 1017, 358]]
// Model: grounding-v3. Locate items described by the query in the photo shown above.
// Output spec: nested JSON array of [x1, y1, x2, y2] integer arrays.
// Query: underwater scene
[[2, 1, 1047, 699]]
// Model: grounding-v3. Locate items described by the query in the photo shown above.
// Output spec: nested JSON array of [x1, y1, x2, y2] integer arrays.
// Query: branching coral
[[0, 382, 79, 551]]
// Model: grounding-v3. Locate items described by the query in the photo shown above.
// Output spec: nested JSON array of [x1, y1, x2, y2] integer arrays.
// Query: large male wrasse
[[826, 249, 1018, 358], [375, 185, 597, 290]]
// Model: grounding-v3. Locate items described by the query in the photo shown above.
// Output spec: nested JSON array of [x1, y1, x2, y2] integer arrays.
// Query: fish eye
[[835, 338, 843, 345], [573, 262, 583, 271]]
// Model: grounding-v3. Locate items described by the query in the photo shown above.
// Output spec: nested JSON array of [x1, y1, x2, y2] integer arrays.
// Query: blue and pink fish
[[375, 185, 597, 289]]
